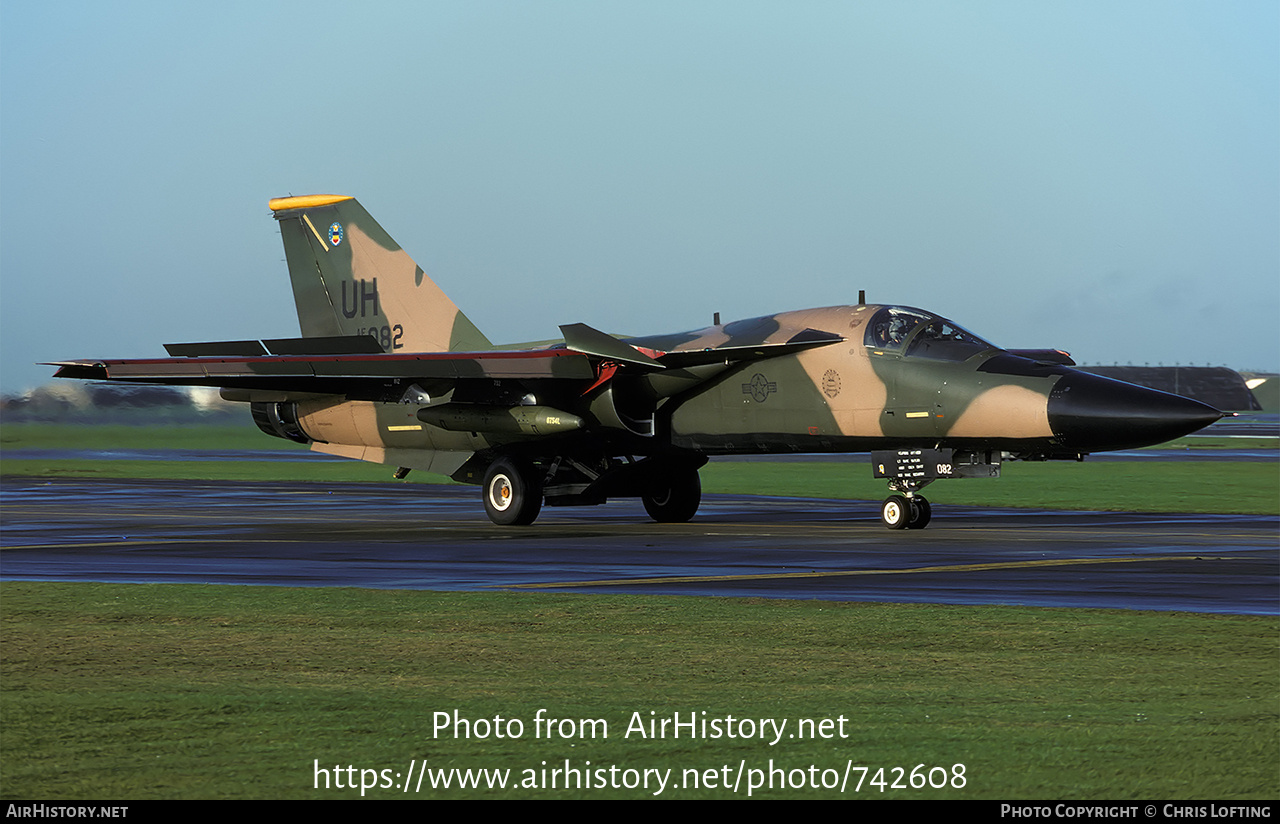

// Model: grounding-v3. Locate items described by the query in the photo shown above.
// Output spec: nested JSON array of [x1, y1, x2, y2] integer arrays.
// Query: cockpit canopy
[[864, 306, 997, 361]]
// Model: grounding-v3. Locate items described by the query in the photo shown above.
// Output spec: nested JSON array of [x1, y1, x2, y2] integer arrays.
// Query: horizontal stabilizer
[[560, 323, 663, 369], [164, 340, 267, 357], [49, 362, 110, 380], [164, 336, 387, 357], [263, 335, 386, 355]]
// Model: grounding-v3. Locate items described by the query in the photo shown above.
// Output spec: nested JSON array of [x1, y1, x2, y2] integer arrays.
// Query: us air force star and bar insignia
[[742, 373, 777, 403], [328, 223, 343, 246]]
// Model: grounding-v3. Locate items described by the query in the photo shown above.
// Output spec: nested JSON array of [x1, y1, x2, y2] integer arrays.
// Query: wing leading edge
[[50, 324, 842, 399]]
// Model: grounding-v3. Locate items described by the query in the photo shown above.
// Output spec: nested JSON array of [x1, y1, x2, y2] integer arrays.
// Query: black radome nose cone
[[1048, 371, 1224, 452]]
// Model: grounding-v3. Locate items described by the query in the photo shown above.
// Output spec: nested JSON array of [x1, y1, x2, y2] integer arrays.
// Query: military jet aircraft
[[51, 194, 1224, 529]]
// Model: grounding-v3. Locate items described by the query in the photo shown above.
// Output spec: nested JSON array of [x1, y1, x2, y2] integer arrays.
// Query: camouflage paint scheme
[[52, 195, 1222, 527]]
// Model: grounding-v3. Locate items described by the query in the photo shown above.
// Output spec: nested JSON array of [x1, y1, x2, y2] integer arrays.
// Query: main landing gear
[[482, 457, 543, 526], [474, 453, 704, 526], [641, 467, 701, 523]]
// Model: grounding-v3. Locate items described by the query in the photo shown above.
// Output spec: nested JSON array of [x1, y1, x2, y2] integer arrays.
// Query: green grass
[[1, 582, 1275, 800]]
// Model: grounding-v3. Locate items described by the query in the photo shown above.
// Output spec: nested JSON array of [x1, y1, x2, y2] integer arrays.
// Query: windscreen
[[864, 306, 995, 361]]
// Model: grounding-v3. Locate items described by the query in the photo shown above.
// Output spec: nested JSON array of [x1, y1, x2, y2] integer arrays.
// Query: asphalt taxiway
[[1, 478, 1274, 614]]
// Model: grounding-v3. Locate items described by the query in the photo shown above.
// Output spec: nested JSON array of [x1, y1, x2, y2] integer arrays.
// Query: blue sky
[[2, 1, 1276, 393]]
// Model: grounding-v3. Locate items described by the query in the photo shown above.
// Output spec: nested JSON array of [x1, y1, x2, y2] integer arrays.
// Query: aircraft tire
[[881, 495, 910, 530], [642, 469, 701, 523], [906, 496, 932, 530], [482, 457, 543, 526]]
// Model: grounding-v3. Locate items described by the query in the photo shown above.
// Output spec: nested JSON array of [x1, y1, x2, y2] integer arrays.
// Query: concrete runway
[[2, 478, 1274, 615]]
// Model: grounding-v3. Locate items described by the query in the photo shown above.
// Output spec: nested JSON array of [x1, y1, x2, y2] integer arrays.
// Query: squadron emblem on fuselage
[[822, 369, 840, 398]]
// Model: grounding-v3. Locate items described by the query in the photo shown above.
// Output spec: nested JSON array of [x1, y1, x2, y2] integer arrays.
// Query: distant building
[[1080, 366, 1262, 412]]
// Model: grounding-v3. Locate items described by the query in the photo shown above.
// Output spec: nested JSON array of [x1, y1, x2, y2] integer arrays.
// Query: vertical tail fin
[[268, 195, 492, 353]]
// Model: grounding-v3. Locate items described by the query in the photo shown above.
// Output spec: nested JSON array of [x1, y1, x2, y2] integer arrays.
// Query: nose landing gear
[[872, 448, 1000, 530], [880, 490, 931, 530]]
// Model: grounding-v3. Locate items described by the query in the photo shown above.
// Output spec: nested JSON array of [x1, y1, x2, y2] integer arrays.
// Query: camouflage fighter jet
[[51, 195, 1225, 529]]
